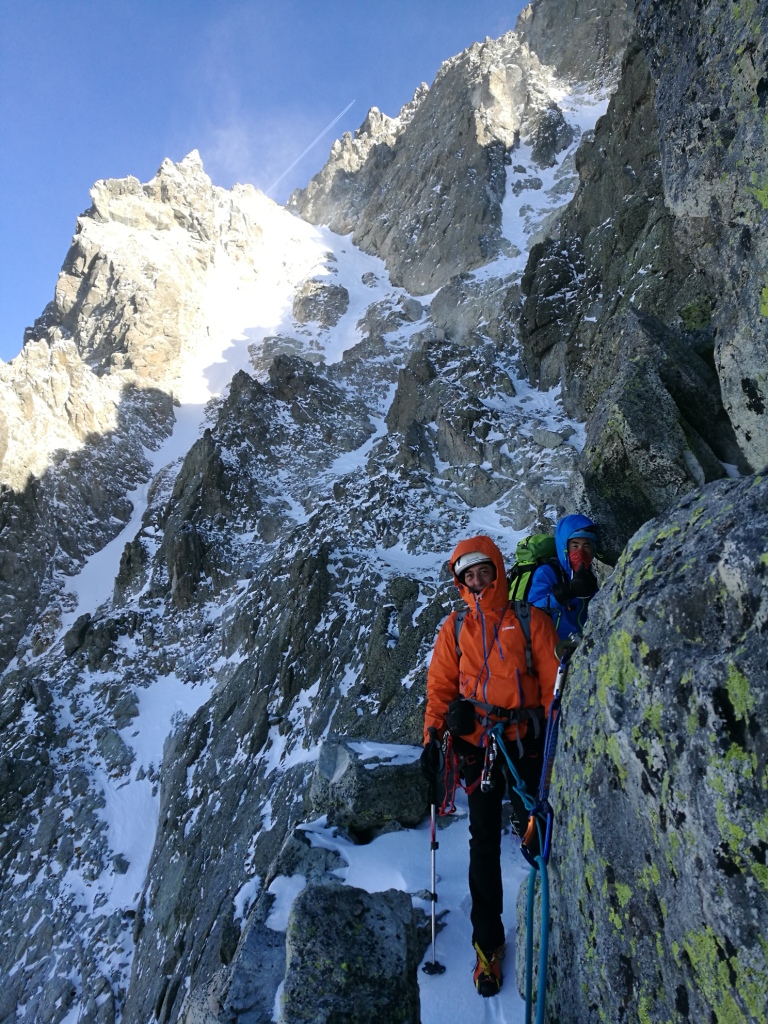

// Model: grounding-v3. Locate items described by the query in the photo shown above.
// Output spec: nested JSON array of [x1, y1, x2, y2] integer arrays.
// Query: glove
[[569, 567, 598, 598], [552, 569, 597, 604], [420, 727, 443, 782], [551, 579, 572, 604], [445, 696, 476, 737]]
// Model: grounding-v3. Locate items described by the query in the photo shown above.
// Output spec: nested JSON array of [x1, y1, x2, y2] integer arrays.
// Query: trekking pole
[[422, 777, 446, 975]]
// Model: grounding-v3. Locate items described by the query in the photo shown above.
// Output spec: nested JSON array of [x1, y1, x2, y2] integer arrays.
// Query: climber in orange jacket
[[421, 535, 560, 998]]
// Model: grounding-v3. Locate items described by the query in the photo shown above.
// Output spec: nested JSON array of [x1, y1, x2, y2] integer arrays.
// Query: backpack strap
[[514, 600, 535, 676], [454, 608, 467, 658], [454, 602, 535, 675]]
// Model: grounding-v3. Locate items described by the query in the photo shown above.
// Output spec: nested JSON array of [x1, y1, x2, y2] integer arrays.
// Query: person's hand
[[570, 568, 598, 598], [420, 727, 443, 782], [555, 637, 580, 662], [552, 579, 572, 604]]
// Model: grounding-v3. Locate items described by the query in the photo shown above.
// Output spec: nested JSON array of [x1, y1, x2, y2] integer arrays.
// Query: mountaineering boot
[[473, 941, 505, 997]]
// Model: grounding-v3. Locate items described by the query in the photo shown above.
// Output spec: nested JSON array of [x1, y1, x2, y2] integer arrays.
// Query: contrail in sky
[[266, 100, 355, 196]]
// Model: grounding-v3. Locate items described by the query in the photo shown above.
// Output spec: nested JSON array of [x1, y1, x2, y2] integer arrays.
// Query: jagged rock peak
[[0, 149, 334, 676], [321, 84, 429, 182], [433, 29, 553, 147], [290, 29, 562, 295], [88, 148, 217, 239]]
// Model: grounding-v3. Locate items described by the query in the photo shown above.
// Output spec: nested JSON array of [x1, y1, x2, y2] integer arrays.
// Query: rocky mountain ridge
[[0, 1, 766, 1022]]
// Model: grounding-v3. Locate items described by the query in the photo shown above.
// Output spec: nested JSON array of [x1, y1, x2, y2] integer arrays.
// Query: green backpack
[[507, 533, 562, 600]]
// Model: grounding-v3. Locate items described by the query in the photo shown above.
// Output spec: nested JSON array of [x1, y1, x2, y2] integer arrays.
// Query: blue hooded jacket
[[527, 514, 598, 640]]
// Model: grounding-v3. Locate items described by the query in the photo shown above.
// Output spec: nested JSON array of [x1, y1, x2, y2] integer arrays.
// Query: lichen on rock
[[533, 473, 768, 1024]]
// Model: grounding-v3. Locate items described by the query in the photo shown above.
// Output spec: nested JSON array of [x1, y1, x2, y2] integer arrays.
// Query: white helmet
[[453, 550, 494, 578]]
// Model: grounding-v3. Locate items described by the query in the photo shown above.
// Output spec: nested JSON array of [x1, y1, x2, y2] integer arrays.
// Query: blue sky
[[0, 0, 527, 362]]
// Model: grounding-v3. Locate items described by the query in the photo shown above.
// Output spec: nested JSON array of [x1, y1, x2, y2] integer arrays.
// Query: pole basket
[[422, 960, 447, 975]]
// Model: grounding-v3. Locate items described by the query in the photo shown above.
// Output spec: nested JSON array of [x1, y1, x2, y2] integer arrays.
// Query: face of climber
[[567, 536, 594, 572], [462, 562, 497, 593]]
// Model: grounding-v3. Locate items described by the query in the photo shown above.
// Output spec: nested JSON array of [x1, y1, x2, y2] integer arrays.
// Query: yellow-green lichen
[[615, 881, 632, 908], [724, 743, 757, 778], [760, 286, 768, 318], [716, 797, 747, 860], [596, 629, 644, 705], [655, 522, 682, 543], [583, 816, 595, 856], [638, 862, 661, 891], [584, 861, 595, 891], [669, 832, 681, 859], [644, 701, 664, 737], [637, 995, 653, 1024], [661, 772, 671, 805], [709, 772, 727, 796], [726, 664, 755, 721], [681, 927, 767, 1024], [749, 172, 768, 209]]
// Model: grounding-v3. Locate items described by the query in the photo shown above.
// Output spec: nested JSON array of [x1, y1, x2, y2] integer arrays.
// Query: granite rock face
[[515, 0, 632, 84], [532, 472, 768, 1024], [636, 0, 768, 472], [516, 20, 760, 558]]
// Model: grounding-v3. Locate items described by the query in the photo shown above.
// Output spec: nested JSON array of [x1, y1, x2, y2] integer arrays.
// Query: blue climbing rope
[[487, 649, 571, 1024], [489, 723, 552, 1024], [525, 855, 549, 1024]]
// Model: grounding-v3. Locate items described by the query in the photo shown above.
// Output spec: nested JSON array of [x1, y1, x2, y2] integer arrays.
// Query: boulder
[[292, 280, 350, 328], [280, 882, 425, 1024], [308, 737, 426, 838]]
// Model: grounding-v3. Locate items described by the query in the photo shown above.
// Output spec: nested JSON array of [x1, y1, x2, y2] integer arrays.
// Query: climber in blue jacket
[[528, 514, 599, 641]]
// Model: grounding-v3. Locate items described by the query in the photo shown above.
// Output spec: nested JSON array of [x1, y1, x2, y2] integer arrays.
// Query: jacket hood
[[449, 535, 508, 609], [555, 514, 598, 572]]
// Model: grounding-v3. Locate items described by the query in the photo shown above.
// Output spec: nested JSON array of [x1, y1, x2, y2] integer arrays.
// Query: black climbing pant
[[455, 735, 544, 954]]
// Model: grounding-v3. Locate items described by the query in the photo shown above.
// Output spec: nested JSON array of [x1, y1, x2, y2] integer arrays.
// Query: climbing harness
[[437, 699, 545, 813], [488, 644, 572, 1024]]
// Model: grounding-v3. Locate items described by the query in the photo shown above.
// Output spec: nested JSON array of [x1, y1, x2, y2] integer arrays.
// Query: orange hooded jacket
[[424, 535, 560, 746]]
